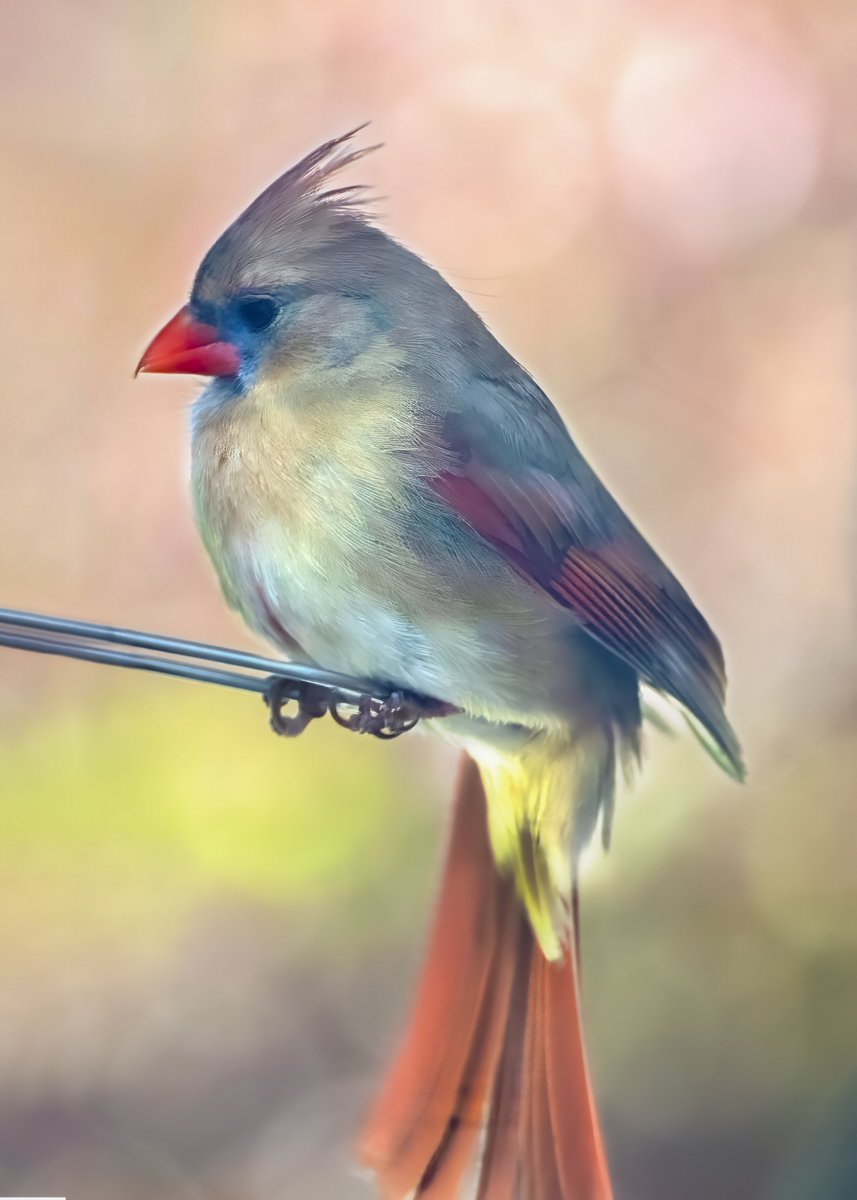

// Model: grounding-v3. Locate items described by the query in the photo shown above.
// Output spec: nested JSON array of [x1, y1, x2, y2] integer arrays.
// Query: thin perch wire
[[0, 607, 454, 736]]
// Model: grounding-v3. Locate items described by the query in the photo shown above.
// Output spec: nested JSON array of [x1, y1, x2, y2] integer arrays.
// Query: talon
[[328, 692, 395, 736], [330, 693, 383, 735], [356, 694, 385, 735], [329, 695, 355, 731], [327, 688, 454, 740], [374, 691, 421, 739], [264, 677, 328, 737]]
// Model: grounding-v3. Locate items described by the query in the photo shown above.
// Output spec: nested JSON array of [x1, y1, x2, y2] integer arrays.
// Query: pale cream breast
[[190, 371, 586, 725], [192, 372, 422, 570], [191, 373, 440, 648]]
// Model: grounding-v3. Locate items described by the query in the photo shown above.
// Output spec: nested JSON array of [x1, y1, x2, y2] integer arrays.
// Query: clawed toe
[[375, 692, 421, 737], [264, 675, 453, 741], [329, 690, 421, 739], [264, 678, 328, 737]]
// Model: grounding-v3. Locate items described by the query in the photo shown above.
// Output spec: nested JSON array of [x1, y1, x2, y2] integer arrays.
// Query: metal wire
[[0, 608, 453, 726], [0, 608, 372, 694]]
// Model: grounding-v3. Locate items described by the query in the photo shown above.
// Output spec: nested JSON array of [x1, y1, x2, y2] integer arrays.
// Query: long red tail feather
[[358, 754, 613, 1199]]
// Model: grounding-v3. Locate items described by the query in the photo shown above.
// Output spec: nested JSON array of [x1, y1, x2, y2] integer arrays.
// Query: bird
[[137, 127, 743, 1199]]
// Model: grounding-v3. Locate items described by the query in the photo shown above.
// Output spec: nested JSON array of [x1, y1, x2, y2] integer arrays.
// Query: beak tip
[[135, 306, 240, 379]]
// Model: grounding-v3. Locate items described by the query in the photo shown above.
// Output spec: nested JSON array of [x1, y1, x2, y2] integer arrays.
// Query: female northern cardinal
[[138, 129, 743, 1199]]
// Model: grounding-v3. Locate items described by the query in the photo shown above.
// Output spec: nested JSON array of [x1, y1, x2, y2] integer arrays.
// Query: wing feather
[[426, 378, 743, 778]]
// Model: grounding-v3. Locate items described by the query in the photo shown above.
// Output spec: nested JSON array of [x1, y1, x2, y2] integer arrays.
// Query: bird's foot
[[264, 677, 329, 737], [265, 676, 458, 740], [329, 690, 422, 739]]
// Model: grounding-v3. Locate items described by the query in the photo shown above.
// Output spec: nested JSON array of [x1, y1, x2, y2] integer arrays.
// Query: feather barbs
[[194, 125, 381, 295]]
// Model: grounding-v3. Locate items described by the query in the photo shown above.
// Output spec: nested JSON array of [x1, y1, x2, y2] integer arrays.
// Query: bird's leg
[[264, 677, 329, 737]]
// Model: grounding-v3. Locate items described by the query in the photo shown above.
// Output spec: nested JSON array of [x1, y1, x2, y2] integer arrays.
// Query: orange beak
[[135, 305, 241, 377]]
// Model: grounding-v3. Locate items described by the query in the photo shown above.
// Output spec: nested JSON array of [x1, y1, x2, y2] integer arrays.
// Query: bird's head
[[136, 126, 401, 389]]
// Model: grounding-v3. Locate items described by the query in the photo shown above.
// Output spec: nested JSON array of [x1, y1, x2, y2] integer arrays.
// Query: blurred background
[[0, 1, 855, 1197]]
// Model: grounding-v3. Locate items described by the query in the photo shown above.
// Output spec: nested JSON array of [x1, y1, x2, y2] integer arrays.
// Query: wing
[[425, 373, 744, 778]]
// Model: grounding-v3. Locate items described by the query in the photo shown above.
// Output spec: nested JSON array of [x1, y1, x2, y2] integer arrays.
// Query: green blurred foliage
[[0, 683, 437, 959]]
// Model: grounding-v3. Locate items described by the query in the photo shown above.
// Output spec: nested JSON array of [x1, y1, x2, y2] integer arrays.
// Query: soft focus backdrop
[[0, 2, 855, 1198]]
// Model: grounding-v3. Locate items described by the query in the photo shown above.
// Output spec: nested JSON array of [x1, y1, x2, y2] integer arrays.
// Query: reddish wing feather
[[551, 545, 726, 692], [431, 473, 524, 557], [430, 465, 740, 772], [432, 468, 722, 686]]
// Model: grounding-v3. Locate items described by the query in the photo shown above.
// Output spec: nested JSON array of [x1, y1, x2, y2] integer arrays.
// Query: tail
[[358, 755, 613, 1199]]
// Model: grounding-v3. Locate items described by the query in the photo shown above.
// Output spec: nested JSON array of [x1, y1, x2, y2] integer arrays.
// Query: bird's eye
[[236, 296, 279, 332]]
